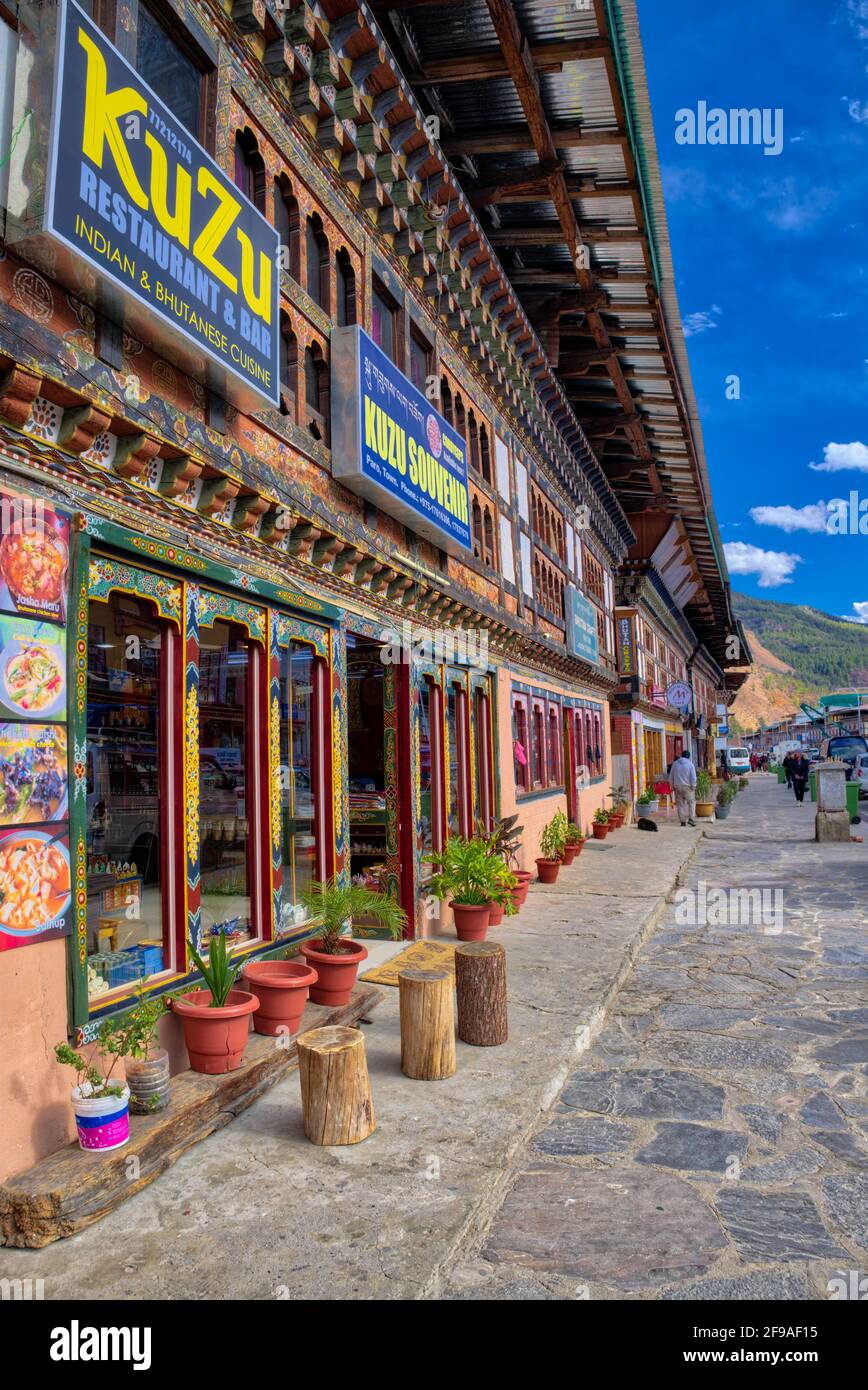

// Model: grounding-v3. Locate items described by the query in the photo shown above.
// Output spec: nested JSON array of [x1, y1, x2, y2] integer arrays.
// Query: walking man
[[790, 749, 810, 806], [670, 749, 697, 826], [783, 751, 794, 788]]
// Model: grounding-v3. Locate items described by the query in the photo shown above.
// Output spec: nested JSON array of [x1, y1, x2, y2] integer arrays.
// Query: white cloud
[[844, 600, 868, 624], [843, 96, 868, 124], [809, 440, 868, 472], [749, 501, 837, 533], [683, 305, 722, 337], [724, 541, 803, 587]]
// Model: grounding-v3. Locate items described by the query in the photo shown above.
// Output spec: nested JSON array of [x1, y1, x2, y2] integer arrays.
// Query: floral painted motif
[[185, 680, 200, 875], [270, 691, 281, 855], [199, 589, 266, 643], [25, 396, 62, 442], [88, 557, 182, 626]]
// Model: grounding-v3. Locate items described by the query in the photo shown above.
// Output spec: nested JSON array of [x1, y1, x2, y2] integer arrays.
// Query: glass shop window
[[418, 678, 436, 857], [136, 2, 208, 142], [197, 620, 254, 943], [446, 682, 460, 838], [278, 640, 320, 934], [85, 593, 172, 1001], [512, 694, 530, 794], [532, 700, 545, 789]]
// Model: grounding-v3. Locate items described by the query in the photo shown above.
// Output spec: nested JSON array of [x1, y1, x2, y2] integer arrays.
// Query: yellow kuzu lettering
[[145, 132, 192, 246], [237, 228, 272, 325], [78, 29, 148, 209], [193, 168, 240, 295]]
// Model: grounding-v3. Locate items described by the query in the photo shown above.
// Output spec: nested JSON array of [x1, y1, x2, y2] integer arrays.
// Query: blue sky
[[638, 0, 867, 622]]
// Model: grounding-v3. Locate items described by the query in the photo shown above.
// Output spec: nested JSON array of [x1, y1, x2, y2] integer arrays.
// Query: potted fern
[[427, 836, 502, 940], [486, 854, 519, 926], [172, 932, 260, 1074], [591, 807, 610, 840], [299, 878, 407, 1004], [536, 813, 566, 883], [608, 785, 629, 829], [488, 814, 531, 902]]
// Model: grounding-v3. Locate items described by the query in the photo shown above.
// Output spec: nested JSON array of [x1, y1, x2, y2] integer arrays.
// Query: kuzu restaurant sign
[[45, 0, 280, 407], [330, 326, 472, 554]]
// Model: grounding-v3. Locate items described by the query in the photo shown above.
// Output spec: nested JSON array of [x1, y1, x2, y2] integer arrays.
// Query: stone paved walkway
[[448, 776, 868, 1300]]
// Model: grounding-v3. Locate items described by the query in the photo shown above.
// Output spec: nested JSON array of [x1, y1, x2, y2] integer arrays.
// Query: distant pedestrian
[[750, 752, 759, 772], [790, 751, 810, 806], [783, 752, 794, 788], [670, 750, 697, 826]]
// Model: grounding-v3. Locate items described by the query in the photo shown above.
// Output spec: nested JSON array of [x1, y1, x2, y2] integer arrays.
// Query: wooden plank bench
[[0, 984, 384, 1249]]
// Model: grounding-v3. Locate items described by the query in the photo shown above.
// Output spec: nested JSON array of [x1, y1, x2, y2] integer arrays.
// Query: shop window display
[[85, 594, 170, 999], [197, 620, 253, 943], [278, 640, 319, 932]]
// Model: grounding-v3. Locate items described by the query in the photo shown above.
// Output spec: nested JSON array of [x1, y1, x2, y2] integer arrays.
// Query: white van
[[725, 746, 751, 775]]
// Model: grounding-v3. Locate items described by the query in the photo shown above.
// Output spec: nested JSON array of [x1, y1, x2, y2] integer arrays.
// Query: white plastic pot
[[637, 799, 659, 815], [71, 1083, 131, 1152]]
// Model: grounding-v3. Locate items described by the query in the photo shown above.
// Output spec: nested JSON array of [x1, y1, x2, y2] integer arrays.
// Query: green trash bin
[[777, 767, 786, 785], [810, 770, 817, 802], [847, 781, 859, 819]]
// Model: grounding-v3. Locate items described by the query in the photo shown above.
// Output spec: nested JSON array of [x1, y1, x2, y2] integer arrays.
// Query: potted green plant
[[299, 878, 406, 1003], [636, 786, 659, 815], [536, 814, 566, 882], [486, 855, 519, 926], [120, 982, 175, 1114], [488, 814, 531, 901], [563, 821, 585, 863], [608, 785, 629, 829], [739, 776, 749, 790], [715, 784, 733, 819], [172, 932, 260, 1074], [591, 807, 610, 840], [54, 1039, 131, 1152], [428, 836, 501, 939], [695, 769, 715, 818]]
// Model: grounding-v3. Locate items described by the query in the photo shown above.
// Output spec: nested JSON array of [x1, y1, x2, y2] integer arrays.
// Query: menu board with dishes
[[0, 498, 69, 623], [0, 616, 66, 721], [0, 825, 71, 949], [0, 486, 72, 952]]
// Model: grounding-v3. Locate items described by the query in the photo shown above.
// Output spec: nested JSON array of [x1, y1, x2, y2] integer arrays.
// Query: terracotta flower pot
[[172, 989, 259, 1075], [299, 938, 368, 1007], [487, 901, 505, 926], [535, 857, 561, 884], [609, 812, 625, 829], [567, 839, 585, 857], [242, 959, 319, 1036], [592, 822, 609, 840], [508, 885, 525, 911], [513, 870, 533, 884], [561, 844, 577, 866], [451, 902, 490, 941]]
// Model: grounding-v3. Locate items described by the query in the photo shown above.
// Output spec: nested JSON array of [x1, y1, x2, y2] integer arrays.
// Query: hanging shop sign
[[617, 614, 636, 674], [666, 680, 693, 713], [564, 584, 600, 666], [330, 326, 471, 555], [44, 0, 279, 409]]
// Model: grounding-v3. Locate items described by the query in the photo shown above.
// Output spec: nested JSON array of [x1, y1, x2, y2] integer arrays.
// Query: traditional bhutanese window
[[531, 697, 546, 790], [234, 129, 266, 213], [593, 711, 603, 775], [136, 0, 212, 144], [197, 620, 263, 944], [275, 176, 300, 281], [479, 424, 492, 485], [575, 708, 587, 781], [547, 701, 562, 788], [454, 394, 466, 439], [279, 312, 297, 418], [305, 214, 330, 311], [468, 411, 480, 472], [482, 506, 495, 569], [335, 247, 356, 327], [440, 377, 453, 425], [278, 640, 324, 928], [371, 277, 399, 363], [585, 709, 595, 777], [419, 677, 444, 858], [409, 326, 432, 394], [473, 685, 494, 832], [85, 590, 180, 1004], [471, 496, 483, 560], [512, 693, 530, 794], [303, 344, 329, 442], [444, 680, 470, 837]]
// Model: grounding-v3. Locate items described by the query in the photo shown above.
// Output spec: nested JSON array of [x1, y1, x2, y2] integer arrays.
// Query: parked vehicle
[[853, 753, 868, 799], [724, 746, 751, 775], [818, 735, 868, 778]]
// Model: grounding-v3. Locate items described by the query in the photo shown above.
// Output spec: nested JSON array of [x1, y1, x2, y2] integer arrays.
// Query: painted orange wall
[[0, 938, 76, 1183], [495, 668, 611, 867]]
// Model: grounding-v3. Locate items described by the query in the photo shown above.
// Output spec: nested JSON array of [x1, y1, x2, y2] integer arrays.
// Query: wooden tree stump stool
[[296, 1025, 376, 1145], [398, 968, 456, 1080], [455, 941, 508, 1047]]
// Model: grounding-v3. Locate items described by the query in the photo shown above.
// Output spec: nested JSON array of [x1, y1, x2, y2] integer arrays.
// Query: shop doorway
[[346, 633, 411, 931]]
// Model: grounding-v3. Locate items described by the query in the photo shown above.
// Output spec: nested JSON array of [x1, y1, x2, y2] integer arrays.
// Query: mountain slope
[[730, 593, 868, 733]]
